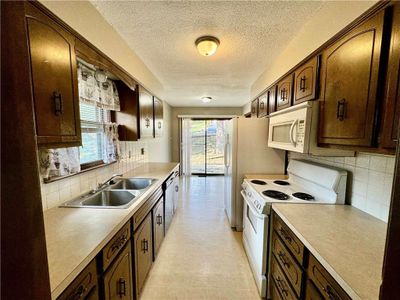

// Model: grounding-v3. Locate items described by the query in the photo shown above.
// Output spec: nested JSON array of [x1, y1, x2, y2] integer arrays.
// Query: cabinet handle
[[53, 91, 63, 116], [260, 101, 264, 110], [145, 118, 150, 128], [141, 239, 148, 253], [158, 121, 162, 129], [278, 251, 290, 268], [118, 278, 126, 297], [300, 76, 306, 92], [275, 276, 289, 297], [336, 99, 346, 121], [175, 186, 178, 192], [156, 214, 163, 225], [279, 228, 292, 243], [323, 285, 339, 300]]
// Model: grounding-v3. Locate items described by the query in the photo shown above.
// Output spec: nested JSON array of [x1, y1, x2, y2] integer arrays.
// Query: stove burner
[[262, 190, 290, 200], [273, 180, 290, 186], [293, 192, 314, 201], [251, 180, 267, 185]]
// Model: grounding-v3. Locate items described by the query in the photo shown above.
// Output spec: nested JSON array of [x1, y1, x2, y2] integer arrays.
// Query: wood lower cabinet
[[103, 243, 133, 300], [153, 97, 163, 137], [139, 87, 154, 138], [152, 199, 164, 259], [134, 213, 153, 298], [305, 280, 324, 300], [294, 56, 320, 105], [318, 10, 386, 147], [25, 3, 81, 148], [112, 82, 139, 141], [258, 93, 268, 118], [251, 99, 259, 117], [57, 259, 98, 300], [277, 74, 293, 111]]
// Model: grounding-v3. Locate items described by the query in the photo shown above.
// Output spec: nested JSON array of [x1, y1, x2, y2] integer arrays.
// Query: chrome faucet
[[90, 174, 123, 194]]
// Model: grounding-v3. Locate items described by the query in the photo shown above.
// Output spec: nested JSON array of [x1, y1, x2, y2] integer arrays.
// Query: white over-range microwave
[[268, 101, 354, 156]]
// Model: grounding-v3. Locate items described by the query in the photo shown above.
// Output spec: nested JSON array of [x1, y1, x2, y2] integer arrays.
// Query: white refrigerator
[[223, 117, 286, 231]]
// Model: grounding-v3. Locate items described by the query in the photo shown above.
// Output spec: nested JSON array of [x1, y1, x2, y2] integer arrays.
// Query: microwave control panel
[[297, 120, 305, 145]]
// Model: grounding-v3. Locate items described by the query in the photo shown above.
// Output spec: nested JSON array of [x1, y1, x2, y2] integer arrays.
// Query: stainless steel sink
[[61, 190, 141, 209], [109, 178, 157, 190], [60, 177, 157, 209]]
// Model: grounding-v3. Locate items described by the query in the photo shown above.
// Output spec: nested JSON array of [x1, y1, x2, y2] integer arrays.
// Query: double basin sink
[[60, 178, 157, 209]]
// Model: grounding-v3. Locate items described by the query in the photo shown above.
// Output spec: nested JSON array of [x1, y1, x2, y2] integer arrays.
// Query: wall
[[251, 1, 377, 99], [146, 102, 172, 163], [289, 152, 395, 222], [40, 141, 149, 211], [171, 107, 243, 162]]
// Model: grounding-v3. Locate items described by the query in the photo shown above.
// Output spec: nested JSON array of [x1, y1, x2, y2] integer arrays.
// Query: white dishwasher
[[164, 170, 179, 233]]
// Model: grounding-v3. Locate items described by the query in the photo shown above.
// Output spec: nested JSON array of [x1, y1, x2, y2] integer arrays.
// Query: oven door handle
[[289, 119, 298, 147]]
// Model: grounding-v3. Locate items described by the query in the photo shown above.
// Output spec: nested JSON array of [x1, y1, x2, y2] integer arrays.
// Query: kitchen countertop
[[43, 162, 179, 299], [272, 204, 387, 300]]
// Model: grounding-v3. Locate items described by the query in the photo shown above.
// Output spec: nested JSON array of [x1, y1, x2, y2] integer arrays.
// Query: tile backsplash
[[40, 141, 149, 211], [289, 152, 395, 222]]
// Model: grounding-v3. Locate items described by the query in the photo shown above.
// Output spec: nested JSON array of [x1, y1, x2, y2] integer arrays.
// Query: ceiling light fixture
[[201, 96, 212, 103], [195, 36, 220, 56]]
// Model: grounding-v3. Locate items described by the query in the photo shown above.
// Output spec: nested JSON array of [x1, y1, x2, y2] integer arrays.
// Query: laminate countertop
[[272, 204, 387, 300], [43, 162, 179, 299]]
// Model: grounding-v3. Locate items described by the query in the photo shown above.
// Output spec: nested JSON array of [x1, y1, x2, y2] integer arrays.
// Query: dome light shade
[[195, 36, 220, 56], [201, 96, 212, 103]]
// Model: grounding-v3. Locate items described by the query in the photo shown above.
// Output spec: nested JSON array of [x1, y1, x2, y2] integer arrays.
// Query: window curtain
[[103, 123, 120, 163], [181, 118, 192, 176], [39, 147, 80, 179], [77, 62, 120, 111]]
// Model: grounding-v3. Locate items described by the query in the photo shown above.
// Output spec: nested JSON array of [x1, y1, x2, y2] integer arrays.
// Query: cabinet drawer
[[272, 234, 303, 297], [271, 256, 298, 300], [308, 254, 351, 300], [102, 221, 131, 271], [273, 214, 305, 265], [133, 187, 163, 231], [305, 280, 324, 300], [57, 259, 97, 300], [293, 56, 320, 105]]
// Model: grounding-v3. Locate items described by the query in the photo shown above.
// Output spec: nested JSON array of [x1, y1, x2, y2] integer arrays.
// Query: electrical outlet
[[141, 148, 145, 155]]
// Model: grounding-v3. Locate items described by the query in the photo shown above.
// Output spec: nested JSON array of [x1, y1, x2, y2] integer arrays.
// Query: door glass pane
[[190, 120, 205, 174], [206, 120, 225, 174]]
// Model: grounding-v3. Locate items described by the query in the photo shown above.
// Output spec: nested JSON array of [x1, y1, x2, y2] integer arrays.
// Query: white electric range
[[241, 159, 347, 298]]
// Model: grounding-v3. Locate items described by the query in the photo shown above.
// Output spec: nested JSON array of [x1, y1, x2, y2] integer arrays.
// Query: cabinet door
[[258, 93, 268, 118], [26, 5, 81, 148], [153, 97, 163, 137], [139, 87, 154, 138], [152, 199, 164, 259], [251, 99, 259, 117], [319, 11, 386, 146], [381, 5, 400, 149], [268, 85, 277, 115], [277, 74, 293, 111], [294, 56, 320, 105], [104, 243, 133, 300], [134, 213, 153, 298]]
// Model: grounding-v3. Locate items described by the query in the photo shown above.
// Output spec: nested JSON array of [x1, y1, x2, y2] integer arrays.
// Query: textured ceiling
[[91, 1, 326, 107]]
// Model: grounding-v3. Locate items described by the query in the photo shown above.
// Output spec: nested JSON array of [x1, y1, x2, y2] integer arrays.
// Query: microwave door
[[269, 119, 303, 152]]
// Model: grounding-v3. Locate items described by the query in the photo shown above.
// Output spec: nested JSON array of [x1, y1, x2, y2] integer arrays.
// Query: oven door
[[241, 191, 268, 297], [268, 104, 310, 153]]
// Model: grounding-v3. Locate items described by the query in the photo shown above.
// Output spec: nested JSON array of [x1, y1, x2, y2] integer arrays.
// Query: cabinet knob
[[53, 91, 63, 116]]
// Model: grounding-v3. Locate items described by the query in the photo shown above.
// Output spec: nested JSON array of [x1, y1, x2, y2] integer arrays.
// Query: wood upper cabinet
[[293, 56, 320, 105], [318, 10, 386, 147], [25, 4, 81, 148], [258, 93, 268, 118], [276, 74, 293, 111], [152, 199, 164, 259], [153, 97, 163, 137], [103, 243, 133, 300], [112, 82, 139, 141], [139, 87, 154, 138], [268, 85, 277, 115], [251, 99, 259, 117], [134, 213, 153, 298], [381, 4, 400, 149]]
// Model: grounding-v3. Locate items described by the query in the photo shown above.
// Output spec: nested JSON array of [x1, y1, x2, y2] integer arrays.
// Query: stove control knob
[[257, 204, 261, 209]]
